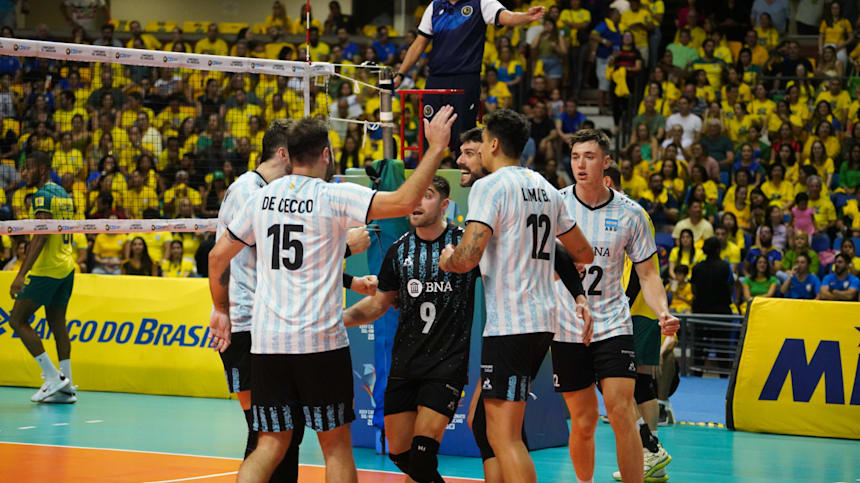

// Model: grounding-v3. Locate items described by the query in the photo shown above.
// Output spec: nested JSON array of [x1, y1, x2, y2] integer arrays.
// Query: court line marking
[[85, 419, 103, 424], [17, 426, 35, 430], [0, 442, 484, 481], [52, 423, 69, 426], [143, 471, 238, 483]]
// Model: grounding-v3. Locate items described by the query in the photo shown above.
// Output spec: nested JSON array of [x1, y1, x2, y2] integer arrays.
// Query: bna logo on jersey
[[407, 279, 423, 297], [461, 5, 473, 16]]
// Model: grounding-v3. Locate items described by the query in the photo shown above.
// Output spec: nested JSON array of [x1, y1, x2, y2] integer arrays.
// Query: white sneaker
[[30, 376, 71, 402], [42, 391, 78, 404], [612, 445, 671, 481], [644, 444, 671, 477], [60, 383, 78, 396]]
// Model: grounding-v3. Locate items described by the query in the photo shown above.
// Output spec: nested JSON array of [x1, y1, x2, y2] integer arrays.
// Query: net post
[[379, 67, 395, 160]]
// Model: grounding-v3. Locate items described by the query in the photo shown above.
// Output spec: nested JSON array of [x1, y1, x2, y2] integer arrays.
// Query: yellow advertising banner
[[728, 298, 860, 439], [0, 272, 230, 398]]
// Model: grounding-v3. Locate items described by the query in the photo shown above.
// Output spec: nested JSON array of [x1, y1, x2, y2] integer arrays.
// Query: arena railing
[[674, 313, 745, 377]]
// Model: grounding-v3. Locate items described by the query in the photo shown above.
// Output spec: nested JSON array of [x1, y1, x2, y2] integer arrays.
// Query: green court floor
[[0, 387, 857, 482]]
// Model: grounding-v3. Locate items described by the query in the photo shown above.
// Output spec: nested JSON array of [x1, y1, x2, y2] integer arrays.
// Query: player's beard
[[459, 166, 487, 187]]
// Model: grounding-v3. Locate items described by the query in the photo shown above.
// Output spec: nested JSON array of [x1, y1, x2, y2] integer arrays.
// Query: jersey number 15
[[267, 224, 304, 270]]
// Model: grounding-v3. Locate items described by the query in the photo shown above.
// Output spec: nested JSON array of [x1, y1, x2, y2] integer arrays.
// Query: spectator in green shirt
[[743, 255, 779, 303], [839, 143, 860, 190], [779, 230, 820, 283], [667, 28, 699, 70]]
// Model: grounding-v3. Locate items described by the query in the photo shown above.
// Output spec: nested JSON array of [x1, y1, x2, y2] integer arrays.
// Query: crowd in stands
[[0, 0, 858, 303]]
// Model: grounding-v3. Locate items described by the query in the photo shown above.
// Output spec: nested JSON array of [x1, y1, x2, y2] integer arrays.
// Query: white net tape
[[0, 218, 216, 235], [0, 38, 334, 78]]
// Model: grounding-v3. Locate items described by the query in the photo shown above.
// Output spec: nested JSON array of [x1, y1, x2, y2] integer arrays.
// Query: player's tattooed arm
[[440, 222, 491, 273]]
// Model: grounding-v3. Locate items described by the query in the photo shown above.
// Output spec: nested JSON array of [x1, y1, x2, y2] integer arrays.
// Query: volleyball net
[[0, 37, 399, 246]]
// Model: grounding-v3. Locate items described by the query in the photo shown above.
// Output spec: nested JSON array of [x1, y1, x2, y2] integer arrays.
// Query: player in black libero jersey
[[344, 176, 478, 483]]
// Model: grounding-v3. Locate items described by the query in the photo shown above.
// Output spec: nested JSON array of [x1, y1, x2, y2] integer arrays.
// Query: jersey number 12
[[267, 224, 304, 270], [526, 214, 551, 260]]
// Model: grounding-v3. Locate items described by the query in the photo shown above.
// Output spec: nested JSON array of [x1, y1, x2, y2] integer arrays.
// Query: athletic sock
[[243, 409, 258, 458], [638, 417, 659, 453], [35, 353, 60, 382], [59, 359, 72, 382]]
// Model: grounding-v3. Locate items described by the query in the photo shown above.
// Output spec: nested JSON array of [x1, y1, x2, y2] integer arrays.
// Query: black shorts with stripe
[[551, 335, 636, 393], [250, 347, 355, 432], [480, 332, 554, 402], [219, 331, 251, 393]]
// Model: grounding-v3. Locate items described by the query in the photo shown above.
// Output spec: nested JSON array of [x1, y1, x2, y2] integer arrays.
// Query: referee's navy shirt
[[418, 0, 506, 76]]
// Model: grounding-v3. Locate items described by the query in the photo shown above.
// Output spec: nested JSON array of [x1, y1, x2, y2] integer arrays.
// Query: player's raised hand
[[439, 243, 456, 272], [351, 275, 378, 296], [526, 6, 546, 22], [347, 226, 371, 255], [209, 307, 232, 353], [658, 311, 680, 336], [575, 295, 593, 346], [424, 105, 457, 150]]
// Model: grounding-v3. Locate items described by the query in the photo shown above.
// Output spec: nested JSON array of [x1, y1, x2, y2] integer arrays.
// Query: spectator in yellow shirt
[[307, 26, 330, 61], [667, 265, 693, 313], [125, 170, 159, 219], [53, 132, 85, 178], [161, 240, 195, 277], [163, 171, 203, 216], [92, 216, 125, 275], [620, 0, 653, 64], [264, 0, 291, 33], [291, 4, 323, 35], [126, 20, 162, 50], [194, 23, 229, 56], [226, 90, 263, 140], [486, 68, 512, 109], [620, 158, 648, 200], [53, 90, 87, 135], [819, 1, 852, 64]]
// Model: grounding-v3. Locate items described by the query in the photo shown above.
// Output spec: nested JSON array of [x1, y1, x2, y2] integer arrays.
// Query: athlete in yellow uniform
[[606, 164, 673, 482], [8, 152, 78, 404]]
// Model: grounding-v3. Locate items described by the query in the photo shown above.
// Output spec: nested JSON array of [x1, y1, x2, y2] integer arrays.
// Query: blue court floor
[[1, 377, 858, 482]]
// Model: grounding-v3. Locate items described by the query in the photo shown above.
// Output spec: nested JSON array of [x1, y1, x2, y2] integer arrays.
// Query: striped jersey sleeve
[[216, 171, 266, 332]]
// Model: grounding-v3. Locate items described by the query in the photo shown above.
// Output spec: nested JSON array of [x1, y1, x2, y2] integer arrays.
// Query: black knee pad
[[409, 436, 440, 483], [389, 450, 411, 475], [471, 398, 495, 461], [634, 373, 657, 405]]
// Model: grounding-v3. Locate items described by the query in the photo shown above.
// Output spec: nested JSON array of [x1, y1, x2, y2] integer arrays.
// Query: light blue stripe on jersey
[[283, 405, 294, 430], [229, 176, 375, 355], [555, 188, 657, 343], [216, 170, 267, 333], [467, 166, 571, 337]]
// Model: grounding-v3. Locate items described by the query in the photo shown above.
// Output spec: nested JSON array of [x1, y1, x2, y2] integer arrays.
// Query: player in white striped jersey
[[439, 109, 593, 483], [212, 120, 376, 482], [551, 129, 679, 483], [208, 107, 458, 483]]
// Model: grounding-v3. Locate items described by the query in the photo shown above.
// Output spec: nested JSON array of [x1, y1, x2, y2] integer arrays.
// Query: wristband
[[554, 242, 586, 299], [343, 273, 354, 289]]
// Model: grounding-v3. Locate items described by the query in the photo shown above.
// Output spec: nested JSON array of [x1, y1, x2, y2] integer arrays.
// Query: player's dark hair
[[570, 128, 611, 155], [834, 253, 851, 265], [796, 252, 811, 264], [286, 117, 329, 165], [603, 163, 621, 188], [129, 236, 154, 275], [460, 126, 483, 145], [430, 175, 450, 199], [483, 109, 530, 159], [261, 118, 293, 163], [702, 237, 721, 259], [795, 192, 809, 204], [27, 150, 51, 169]]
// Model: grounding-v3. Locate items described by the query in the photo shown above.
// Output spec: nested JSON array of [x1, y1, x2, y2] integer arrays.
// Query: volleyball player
[[342, 176, 479, 483], [551, 129, 679, 483], [439, 109, 594, 483], [208, 107, 457, 483], [8, 151, 77, 404], [212, 119, 379, 481], [605, 164, 673, 482]]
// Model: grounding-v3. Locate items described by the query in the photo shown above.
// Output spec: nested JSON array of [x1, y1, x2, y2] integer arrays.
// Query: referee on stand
[[394, 0, 545, 153]]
